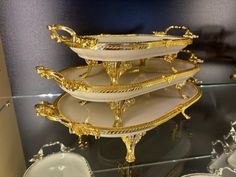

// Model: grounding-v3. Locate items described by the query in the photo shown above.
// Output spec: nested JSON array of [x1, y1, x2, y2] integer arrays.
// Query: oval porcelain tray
[[48, 25, 197, 61], [36, 58, 199, 102], [24, 142, 93, 177], [35, 82, 201, 138]]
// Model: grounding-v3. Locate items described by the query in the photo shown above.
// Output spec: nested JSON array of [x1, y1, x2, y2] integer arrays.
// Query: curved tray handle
[[47, 24, 98, 48], [211, 140, 229, 159], [48, 24, 77, 43], [179, 50, 204, 64], [153, 25, 198, 39], [35, 66, 87, 91], [29, 141, 75, 163], [35, 101, 101, 137]]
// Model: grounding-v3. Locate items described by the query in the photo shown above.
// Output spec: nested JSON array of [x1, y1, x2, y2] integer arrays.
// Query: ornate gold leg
[[109, 98, 135, 127], [103, 61, 132, 85], [122, 132, 145, 163], [80, 60, 98, 78], [163, 54, 178, 73], [175, 81, 188, 99]]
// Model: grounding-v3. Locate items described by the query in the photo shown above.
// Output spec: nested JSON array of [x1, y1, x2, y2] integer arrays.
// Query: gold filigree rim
[[48, 24, 196, 50], [65, 34, 192, 50], [54, 82, 201, 135], [57, 59, 200, 93]]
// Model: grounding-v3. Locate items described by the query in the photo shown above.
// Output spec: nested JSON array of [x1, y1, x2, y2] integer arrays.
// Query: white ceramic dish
[[36, 58, 199, 102], [35, 82, 201, 138], [24, 153, 92, 177], [48, 25, 196, 61], [227, 150, 236, 168]]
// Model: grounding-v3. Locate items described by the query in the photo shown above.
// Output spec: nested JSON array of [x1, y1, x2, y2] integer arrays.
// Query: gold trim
[[48, 24, 194, 50], [153, 25, 198, 39], [35, 82, 201, 136], [36, 59, 200, 93]]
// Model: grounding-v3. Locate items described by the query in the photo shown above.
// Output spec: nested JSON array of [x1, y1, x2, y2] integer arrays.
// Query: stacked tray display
[[35, 24, 202, 163]]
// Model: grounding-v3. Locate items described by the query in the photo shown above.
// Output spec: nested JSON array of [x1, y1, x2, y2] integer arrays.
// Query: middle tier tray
[[36, 58, 199, 102]]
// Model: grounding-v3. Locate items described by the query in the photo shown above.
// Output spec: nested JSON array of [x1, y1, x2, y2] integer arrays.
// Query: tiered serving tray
[[35, 82, 201, 162], [48, 25, 197, 61], [48, 25, 198, 84], [36, 57, 200, 102]]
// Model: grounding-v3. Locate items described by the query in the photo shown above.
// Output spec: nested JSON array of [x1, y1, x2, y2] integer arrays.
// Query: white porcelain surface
[[24, 153, 92, 177], [70, 35, 187, 61], [57, 83, 199, 137], [208, 153, 228, 172], [228, 150, 236, 168], [61, 59, 198, 102]]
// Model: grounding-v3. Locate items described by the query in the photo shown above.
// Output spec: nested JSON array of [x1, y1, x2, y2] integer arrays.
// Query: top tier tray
[[48, 25, 197, 61]]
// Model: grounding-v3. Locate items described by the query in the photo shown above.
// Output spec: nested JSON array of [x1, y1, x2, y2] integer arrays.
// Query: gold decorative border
[[36, 59, 200, 93], [48, 24, 196, 50], [35, 82, 201, 137]]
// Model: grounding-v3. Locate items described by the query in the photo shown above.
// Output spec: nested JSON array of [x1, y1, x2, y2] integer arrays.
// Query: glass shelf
[[1, 81, 236, 174]]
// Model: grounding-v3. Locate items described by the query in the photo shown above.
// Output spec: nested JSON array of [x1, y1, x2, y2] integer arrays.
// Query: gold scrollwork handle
[[179, 50, 204, 64], [35, 101, 69, 124], [153, 25, 198, 39], [48, 24, 77, 43], [35, 101, 101, 137], [29, 141, 74, 163], [36, 66, 64, 83]]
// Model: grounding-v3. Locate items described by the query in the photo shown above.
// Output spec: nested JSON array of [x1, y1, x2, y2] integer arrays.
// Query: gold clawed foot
[[122, 132, 145, 163], [109, 98, 135, 127], [79, 60, 98, 78], [103, 61, 132, 85], [176, 81, 189, 99]]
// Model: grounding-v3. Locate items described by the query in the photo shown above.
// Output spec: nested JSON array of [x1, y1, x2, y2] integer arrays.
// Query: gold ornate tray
[[36, 58, 200, 102], [48, 25, 197, 62], [35, 82, 201, 162], [48, 25, 198, 84]]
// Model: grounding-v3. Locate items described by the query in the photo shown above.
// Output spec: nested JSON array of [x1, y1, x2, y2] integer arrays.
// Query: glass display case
[[1, 1, 236, 177]]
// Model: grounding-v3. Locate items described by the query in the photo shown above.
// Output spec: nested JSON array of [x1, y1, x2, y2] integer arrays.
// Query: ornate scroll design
[[47, 24, 97, 48], [103, 61, 133, 85], [36, 66, 88, 91], [180, 50, 204, 64], [153, 25, 198, 39], [35, 101, 100, 137]]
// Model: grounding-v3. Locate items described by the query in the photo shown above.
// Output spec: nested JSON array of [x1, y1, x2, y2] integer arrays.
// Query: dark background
[[1, 0, 236, 168]]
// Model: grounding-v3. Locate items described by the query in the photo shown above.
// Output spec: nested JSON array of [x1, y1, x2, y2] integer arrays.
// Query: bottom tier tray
[[35, 82, 201, 162]]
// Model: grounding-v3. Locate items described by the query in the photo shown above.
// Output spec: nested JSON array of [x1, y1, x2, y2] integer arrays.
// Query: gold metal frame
[[48, 25, 197, 50], [35, 82, 201, 136], [35, 59, 200, 93]]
